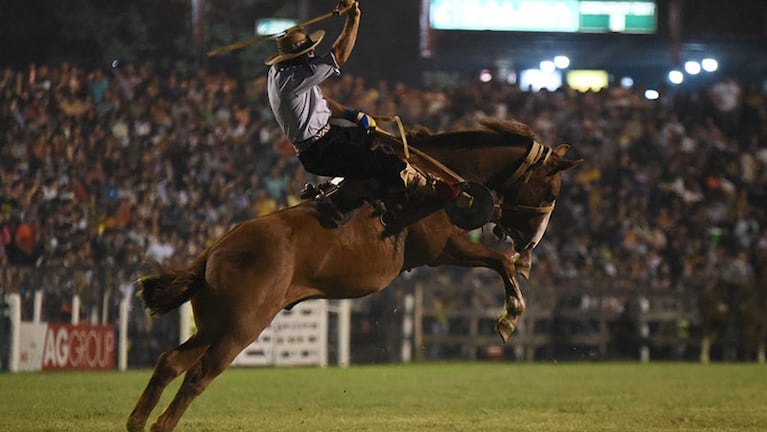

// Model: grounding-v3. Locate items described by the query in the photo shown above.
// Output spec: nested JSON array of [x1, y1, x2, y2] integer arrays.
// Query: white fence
[[7, 290, 351, 372], [228, 300, 352, 367], [8, 292, 117, 372]]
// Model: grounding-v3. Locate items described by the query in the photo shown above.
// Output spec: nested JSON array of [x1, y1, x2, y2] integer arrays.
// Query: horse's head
[[459, 119, 581, 253], [404, 118, 582, 252], [492, 141, 582, 253]]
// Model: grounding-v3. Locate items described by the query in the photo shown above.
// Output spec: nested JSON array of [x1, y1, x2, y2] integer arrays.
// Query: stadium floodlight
[[701, 58, 719, 72], [668, 70, 684, 85], [620, 76, 634, 89], [479, 69, 493, 83], [644, 89, 660, 100], [540, 60, 556, 74], [684, 61, 701, 75], [553, 55, 570, 69]]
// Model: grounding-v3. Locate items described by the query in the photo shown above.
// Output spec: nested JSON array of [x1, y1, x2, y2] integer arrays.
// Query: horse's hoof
[[495, 315, 517, 343]]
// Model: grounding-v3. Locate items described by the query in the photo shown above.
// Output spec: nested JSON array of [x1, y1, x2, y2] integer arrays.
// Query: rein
[[373, 120, 554, 243]]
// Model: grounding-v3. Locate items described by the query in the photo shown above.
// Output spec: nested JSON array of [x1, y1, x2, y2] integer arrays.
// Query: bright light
[[620, 76, 634, 88], [702, 58, 719, 72], [553, 55, 570, 69], [567, 70, 608, 92], [519, 69, 563, 92], [540, 60, 556, 74], [479, 69, 493, 83], [644, 89, 660, 100], [684, 61, 701, 75], [668, 70, 684, 85]]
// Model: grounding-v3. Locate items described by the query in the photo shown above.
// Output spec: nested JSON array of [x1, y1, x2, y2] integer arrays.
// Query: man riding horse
[[265, 0, 473, 209], [126, 3, 583, 430]]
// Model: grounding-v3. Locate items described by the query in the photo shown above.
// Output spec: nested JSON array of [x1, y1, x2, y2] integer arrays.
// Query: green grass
[[1, 362, 766, 431]]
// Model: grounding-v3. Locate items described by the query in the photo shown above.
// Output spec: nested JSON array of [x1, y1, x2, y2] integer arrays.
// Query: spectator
[[0, 60, 764, 352]]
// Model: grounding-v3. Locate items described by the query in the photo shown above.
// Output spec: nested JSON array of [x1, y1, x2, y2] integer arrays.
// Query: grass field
[[1, 362, 766, 431]]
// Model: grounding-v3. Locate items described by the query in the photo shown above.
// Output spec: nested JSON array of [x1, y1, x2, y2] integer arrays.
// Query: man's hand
[[345, 109, 376, 131], [335, 0, 360, 17]]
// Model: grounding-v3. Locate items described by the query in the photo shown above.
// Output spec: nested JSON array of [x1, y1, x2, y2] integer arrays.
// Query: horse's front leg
[[436, 236, 525, 343]]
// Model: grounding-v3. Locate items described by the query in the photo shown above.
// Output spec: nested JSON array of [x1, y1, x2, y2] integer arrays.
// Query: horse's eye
[[546, 191, 557, 202]]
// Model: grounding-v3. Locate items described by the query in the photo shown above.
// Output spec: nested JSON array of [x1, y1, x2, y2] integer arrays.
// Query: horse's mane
[[409, 118, 535, 150]]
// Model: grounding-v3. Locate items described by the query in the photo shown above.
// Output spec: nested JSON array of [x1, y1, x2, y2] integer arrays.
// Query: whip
[[207, 3, 355, 57]]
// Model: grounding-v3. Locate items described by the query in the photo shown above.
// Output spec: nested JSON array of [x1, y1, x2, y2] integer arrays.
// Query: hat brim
[[264, 30, 325, 66]]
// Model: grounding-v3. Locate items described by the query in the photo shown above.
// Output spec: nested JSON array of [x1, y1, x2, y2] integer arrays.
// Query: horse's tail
[[137, 251, 208, 317]]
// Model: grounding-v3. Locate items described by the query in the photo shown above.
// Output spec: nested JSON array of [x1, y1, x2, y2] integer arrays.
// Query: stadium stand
[[1, 62, 765, 367]]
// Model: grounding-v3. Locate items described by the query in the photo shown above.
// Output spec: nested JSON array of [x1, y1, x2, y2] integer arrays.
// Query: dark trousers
[[297, 125, 405, 187]]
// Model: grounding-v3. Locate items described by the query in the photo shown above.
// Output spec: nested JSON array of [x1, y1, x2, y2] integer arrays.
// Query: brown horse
[[126, 118, 581, 432]]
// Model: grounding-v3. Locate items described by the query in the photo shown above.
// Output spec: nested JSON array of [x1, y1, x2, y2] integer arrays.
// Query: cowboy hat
[[264, 28, 325, 66]]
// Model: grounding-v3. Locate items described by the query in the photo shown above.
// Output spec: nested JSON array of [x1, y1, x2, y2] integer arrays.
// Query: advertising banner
[[17, 323, 115, 371]]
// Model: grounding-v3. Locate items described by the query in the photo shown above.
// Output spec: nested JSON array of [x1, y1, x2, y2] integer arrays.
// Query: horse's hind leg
[[127, 335, 209, 432], [148, 331, 262, 432]]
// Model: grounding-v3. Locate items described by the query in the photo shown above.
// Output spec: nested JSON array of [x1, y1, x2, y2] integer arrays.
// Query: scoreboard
[[429, 0, 657, 34]]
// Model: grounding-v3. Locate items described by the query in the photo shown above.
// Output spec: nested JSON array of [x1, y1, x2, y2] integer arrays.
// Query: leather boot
[[399, 163, 474, 208]]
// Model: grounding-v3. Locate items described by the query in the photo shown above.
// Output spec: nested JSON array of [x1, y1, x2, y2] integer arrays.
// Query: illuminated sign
[[580, 1, 656, 33], [429, 0, 656, 33], [430, 0, 579, 32], [519, 69, 563, 91], [566, 70, 610, 92]]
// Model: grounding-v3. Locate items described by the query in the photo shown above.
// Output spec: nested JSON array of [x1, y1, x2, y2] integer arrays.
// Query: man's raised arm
[[331, 0, 361, 67]]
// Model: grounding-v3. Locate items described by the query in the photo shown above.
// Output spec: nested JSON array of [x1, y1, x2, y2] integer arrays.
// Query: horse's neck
[[415, 132, 527, 184]]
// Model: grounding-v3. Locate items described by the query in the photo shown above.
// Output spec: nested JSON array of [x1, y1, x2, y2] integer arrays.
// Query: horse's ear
[[553, 144, 570, 158], [550, 144, 583, 173]]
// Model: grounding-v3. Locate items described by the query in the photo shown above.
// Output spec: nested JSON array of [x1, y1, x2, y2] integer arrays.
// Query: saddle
[[301, 177, 390, 228]]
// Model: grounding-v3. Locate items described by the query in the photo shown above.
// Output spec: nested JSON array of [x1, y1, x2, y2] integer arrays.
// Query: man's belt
[[295, 124, 331, 149]]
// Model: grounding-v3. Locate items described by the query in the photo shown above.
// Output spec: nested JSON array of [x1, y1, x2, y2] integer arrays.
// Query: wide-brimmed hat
[[264, 28, 325, 66]]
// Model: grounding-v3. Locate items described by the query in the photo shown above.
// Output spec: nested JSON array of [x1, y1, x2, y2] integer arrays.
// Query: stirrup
[[300, 183, 318, 200], [454, 191, 475, 209], [380, 211, 397, 227]]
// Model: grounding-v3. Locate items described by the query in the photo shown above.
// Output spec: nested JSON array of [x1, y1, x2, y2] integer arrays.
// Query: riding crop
[[207, 3, 354, 57]]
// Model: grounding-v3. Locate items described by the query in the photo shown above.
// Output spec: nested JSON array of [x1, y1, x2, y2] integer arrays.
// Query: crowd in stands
[[1, 62, 766, 327]]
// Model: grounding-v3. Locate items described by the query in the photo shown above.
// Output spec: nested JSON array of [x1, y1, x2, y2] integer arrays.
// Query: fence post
[[337, 299, 351, 367], [33, 290, 42, 323], [638, 296, 650, 363], [71, 294, 80, 325], [401, 294, 414, 363], [414, 282, 424, 361], [101, 289, 110, 325], [8, 293, 21, 372], [118, 296, 129, 371]]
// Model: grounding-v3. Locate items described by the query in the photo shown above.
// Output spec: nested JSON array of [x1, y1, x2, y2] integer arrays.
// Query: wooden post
[[8, 293, 21, 372], [71, 294, 80, 325], [118, 297, 129, 371], [401, 294, 414, 363], [337, 299, 351, 367], [414, 282, 424, 361]]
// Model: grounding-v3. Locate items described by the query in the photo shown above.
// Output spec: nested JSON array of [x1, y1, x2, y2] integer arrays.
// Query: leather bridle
[[491, 140, 556, 248]]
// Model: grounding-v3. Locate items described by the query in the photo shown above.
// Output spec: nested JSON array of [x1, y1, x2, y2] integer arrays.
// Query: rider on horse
[[265, 0, 471, 207]]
